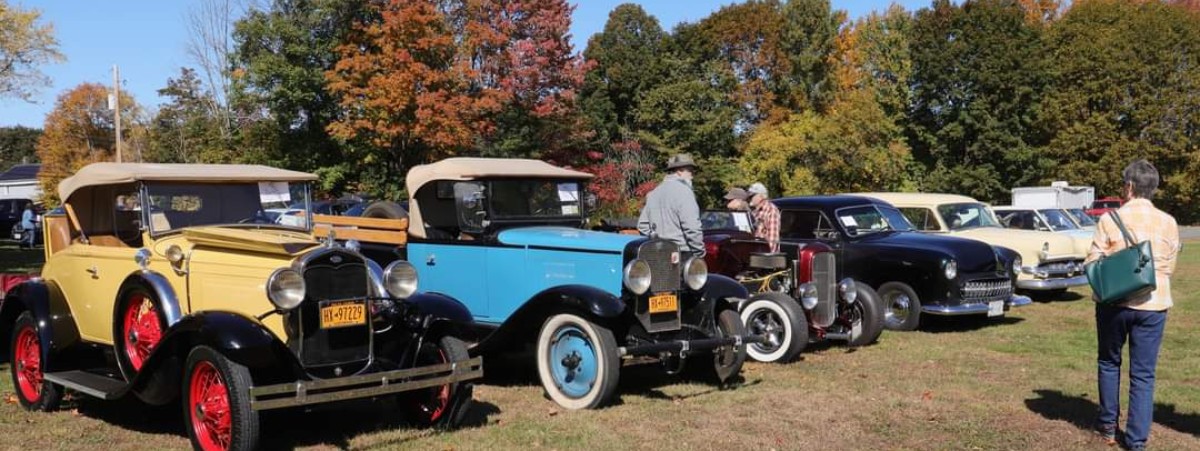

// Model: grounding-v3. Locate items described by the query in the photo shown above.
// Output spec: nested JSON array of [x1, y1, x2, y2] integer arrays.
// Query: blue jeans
[[20, 227, 34, 247], [1096, 305, 1168, 448]]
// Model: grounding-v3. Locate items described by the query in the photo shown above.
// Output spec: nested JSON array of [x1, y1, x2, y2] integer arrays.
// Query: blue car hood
[[497, 227, 641, 253]]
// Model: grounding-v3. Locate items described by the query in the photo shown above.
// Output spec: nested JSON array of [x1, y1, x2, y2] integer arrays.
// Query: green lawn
[[1, 242, 1198, 450], [0, 240, 43, 274]]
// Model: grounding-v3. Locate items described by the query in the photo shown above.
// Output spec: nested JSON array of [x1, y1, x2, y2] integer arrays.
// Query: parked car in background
[[701, 209, 883, 357], [771, 196, 1030, 331], [1, 197, 38, 243], [2, 163, 482, 451], [992, 206, 1093, 253], [321, 158, 756, 410], [1086, 196, 1124, 218], [1063, 207, 1097, 231], [856, 193, 1088, 298]]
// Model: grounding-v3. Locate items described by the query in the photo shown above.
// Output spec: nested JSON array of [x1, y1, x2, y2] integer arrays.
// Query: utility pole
[[112, 65, 123, 163]]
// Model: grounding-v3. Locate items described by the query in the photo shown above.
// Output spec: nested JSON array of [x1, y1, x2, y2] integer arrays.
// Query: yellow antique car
[[2, 163, 482, 451], [856, 193, 1088, 296]]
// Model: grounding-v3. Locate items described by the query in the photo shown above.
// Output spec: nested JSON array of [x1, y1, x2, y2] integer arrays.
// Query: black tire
[[183, 346, 260, 451], [739, 293, 807, 363], [535, 313, 621, 410], [845, 284, 885, 347], [400, 335, 474, 428], [362, 201, 408, 220], [9, 311, 63, 411], [878, 282, 921, 331], [694, 309, 748, 384]]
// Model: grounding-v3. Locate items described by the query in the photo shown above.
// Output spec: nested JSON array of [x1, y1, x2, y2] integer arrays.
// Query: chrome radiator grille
[[1037, 259, 1084, 277], [961, 278, 1013, 304], [640, 240, 681, 293], [294, 249, 371, 373], [810, 252, 837, 328]]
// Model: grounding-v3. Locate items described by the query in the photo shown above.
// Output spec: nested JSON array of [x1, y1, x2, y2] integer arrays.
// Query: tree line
[[16, 0, 1200, 223]]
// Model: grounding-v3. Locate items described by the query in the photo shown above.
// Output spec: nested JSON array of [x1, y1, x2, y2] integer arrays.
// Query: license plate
[[648, 293, 678, 314], [320, 301, 367, 329], [987, 300, 1004, 317]]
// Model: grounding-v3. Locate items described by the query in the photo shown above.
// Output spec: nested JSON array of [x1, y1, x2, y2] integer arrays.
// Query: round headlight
[[943, 259, 958, 280], [267, 268, 306, 311], [384, 261, 419, 299], [683, 257, 708, 291], [1012, 256, 1022, 275], [838, 278, 858, 303], [798, 282, 819, 310], [624, 259, 652, 295], [165, 244, 185, 264]]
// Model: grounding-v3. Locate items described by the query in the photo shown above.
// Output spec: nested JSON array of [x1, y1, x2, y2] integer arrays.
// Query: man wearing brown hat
[[638, 154, 705, 256]]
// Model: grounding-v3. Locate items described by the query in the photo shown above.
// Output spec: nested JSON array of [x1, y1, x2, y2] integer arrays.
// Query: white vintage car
[[856, 193, 1088, 296], [992, 206, 1093, 254]]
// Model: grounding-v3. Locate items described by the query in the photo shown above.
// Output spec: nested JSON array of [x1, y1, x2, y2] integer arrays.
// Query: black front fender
[[470, 284, 625, 356], [131, 311, 300, 405], [405, 292, 476, 340], [699, 273, 749, 311]]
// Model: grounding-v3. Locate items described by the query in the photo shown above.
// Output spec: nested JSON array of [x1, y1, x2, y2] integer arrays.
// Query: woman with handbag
[[1085, 159, 1181, 451]]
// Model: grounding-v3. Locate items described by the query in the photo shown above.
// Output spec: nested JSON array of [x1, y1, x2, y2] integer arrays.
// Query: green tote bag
[[1084, 211, 1156, 305]]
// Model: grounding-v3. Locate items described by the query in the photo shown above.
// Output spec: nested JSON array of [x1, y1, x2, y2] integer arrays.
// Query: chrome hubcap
[[886, 293, 911, 327], [748, 310, 784, 353]]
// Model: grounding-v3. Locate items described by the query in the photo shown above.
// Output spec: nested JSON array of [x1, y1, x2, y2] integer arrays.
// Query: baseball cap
[[748, 182, 768, 196]]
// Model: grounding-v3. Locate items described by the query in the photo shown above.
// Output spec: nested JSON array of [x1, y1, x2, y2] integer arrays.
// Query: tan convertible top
[[404, 158, 593, 195], [59, 162, 318, 201], [405, 158, 593, 239]]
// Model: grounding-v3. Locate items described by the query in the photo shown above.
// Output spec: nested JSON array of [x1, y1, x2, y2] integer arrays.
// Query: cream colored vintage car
[[856, 193, 1088, 294], [1, 163, 481, 451]]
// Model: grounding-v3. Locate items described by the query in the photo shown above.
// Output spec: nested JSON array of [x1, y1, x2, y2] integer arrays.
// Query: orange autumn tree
[[326, 0, 586, 197], [36, 83, 141, 205]]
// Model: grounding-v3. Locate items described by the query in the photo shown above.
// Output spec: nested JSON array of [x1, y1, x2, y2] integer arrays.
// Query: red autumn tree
[[326, 0, 588, 190]]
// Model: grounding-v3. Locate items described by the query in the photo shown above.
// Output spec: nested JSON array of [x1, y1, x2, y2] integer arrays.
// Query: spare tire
[[362, 201, 408, 220]]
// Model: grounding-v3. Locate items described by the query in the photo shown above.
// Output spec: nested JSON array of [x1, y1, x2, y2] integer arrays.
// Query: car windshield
[[1066, 208, 1096, 226], [144, 181, 311, 234], [1038, 209, 1080, 231], [701, 210, 753, 232], [937, 202, 1001, 231], [488, 180, 583, 219], [836, 205, 900, 236], [878, 206, 915, 232]]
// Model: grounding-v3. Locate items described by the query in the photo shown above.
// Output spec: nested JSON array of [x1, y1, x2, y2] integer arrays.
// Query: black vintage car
[[773, 196, 1032, 330]]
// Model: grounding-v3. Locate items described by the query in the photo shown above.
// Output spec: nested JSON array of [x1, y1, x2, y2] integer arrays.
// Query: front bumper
[[617, 334, 766, 358], [248, 356, 483, 411], [921, 295, 1033, 316], [1017, 275, 1088, 290]]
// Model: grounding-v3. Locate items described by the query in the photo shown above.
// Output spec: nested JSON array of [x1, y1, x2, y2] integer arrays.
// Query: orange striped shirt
[[1085, 198, 1180, 311]]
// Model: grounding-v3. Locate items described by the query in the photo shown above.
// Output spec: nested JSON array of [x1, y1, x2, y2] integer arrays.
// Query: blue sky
[[0, 0, 929, 128]]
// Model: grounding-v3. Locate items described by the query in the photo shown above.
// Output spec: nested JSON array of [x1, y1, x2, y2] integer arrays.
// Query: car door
[[407, 241, 491, 322]]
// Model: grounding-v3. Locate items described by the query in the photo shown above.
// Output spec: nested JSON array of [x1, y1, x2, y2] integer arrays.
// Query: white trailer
[[1011, 182, 1095, 210]]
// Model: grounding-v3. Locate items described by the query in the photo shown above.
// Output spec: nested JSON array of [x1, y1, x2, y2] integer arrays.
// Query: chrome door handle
[[426, 254, 436, 266], [86, 266, 98, 276]]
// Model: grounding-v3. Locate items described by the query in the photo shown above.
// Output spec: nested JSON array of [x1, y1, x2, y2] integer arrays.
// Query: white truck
[[1011, 182, 1095, 210]]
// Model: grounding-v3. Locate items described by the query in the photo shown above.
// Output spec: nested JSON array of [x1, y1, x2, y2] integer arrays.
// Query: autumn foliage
[[36, 83, 141, 205]]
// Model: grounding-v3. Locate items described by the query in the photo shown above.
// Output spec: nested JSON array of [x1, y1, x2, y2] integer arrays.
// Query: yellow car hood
[[952, 227, 1084, 262], [181, 226, 319, 256]]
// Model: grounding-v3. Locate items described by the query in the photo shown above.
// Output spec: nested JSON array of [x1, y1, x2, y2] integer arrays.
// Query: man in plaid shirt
[[1086, 159, 1180, 451], [748, 183, 780, 253]]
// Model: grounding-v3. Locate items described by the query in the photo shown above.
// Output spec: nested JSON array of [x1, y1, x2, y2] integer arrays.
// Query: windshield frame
[[833, 204, 910, 237], [936, 202, 1002, 231], [143, 180, 313, 238], [701, 209, 755, 233], [1065, 208, 1097, 227], [1037, 208, 1081, 231]]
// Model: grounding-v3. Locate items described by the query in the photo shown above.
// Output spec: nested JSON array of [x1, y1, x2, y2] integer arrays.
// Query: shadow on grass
[[1025, 389, 1200, 438], [68, 387, 500, 450], [1027, 290, 1086, 303], [918, 315, 1024, 334]]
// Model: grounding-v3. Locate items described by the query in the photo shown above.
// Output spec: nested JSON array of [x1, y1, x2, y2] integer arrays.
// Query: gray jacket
[[637, 174, 705, 255]]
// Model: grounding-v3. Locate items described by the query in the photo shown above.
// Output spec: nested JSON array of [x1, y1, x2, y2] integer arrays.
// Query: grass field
[[1, 241, 1198, 450]]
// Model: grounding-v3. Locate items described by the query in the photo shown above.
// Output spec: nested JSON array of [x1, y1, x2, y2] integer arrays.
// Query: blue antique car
[[360, 158, 754, 410]]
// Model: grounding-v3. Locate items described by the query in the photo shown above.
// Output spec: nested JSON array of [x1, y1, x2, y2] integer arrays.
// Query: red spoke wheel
[[183, 346, 258, 451], [8, 311, 63, 411], [400, 335, 472, 428], [117, 289, 165, 379]]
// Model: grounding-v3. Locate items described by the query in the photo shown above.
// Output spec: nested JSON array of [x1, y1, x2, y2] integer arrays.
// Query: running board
[[44, 371, 127, 400]]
